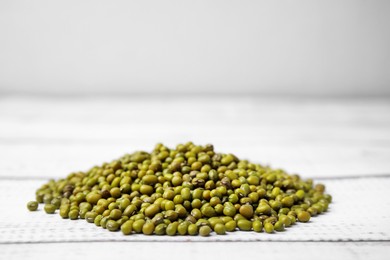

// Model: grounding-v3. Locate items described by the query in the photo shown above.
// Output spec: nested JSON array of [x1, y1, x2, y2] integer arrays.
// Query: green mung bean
[[44, 204, 56, 214], [297, 211, 311, 223], [106, 220, 119, 231], [27, 201, 38, 211], [199, 225, 211, 236]]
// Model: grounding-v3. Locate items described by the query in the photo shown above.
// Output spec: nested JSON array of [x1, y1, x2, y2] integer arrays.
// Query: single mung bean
[[225, 220, 237, 232], [121, 220, 134, 235], [106, 220, 119, 231], [155, 223, 167, 235], [86, 193, 101, 204], [252, 220, 263, 232], [297, 211, 311, 222], [85, 211, 98, 223], [68, 209, 79, 220], [264, 223, 274, 233], [281, 196, 294, 207], [213, 223, 226, 235], [109, 209, 122, 220], [59, 205, 70, 218], [237, 219, 252, 231], [279, 214, 292, 227], [178, 221, 190, 235], [27, 201, 38, 211], [166, 222, 179, 236], [274, 221, 284, 232], [188, 224, 198, 235], [199, 225, 211, 236], [256, 204, 271, 215], [239, 204, 254, 219], [94, 215, 103, 226], [142, 222, 155, 235], [44, 204, 56, 214]]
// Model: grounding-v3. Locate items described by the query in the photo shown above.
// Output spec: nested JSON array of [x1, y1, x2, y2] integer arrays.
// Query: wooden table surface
[[1, 95, 389, 259]]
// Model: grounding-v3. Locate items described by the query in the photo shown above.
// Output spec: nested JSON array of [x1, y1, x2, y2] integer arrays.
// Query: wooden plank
[[0, 142, 389, 179], [1, 177, 389, 243], [0, 96, 389, 178], [0, 96, 389, 258], [1, 242, 389, 260]]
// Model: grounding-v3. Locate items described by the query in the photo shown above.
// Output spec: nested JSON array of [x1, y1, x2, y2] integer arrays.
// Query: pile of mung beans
[[27, 142, 331, 236]]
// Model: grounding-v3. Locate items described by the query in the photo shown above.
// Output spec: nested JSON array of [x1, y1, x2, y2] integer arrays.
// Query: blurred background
[[1, 0, 389, 96], [0, 0, 389, 180]]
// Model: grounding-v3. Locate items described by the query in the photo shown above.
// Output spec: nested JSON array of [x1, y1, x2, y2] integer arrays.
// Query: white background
[[1, 0, 389, 96]]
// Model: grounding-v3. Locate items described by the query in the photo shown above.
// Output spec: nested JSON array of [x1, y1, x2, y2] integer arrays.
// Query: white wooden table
[[1, 96, 389, 259]]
